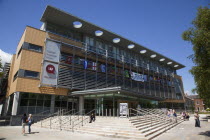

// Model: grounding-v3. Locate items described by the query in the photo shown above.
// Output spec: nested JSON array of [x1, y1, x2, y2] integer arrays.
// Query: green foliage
[[182, 7, 210, 107], [206, 108, 210, 111]]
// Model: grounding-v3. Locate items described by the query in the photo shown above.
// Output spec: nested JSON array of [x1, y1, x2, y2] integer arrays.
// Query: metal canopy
[[70, 87, 164, 101], [41, 5, 185, 70]]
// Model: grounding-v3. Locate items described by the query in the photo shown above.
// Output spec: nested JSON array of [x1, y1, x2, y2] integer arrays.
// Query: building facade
[[4, 6, 186, 116], [187, 95, 205, 112]]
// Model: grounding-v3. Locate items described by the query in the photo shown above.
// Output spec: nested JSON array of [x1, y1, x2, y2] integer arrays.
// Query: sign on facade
[[41, 40, 61, 86], [130, 72, 144, 82], [41, 61, 59, 86], [44, 40, 61, 63], [120, 103, 128, 116]]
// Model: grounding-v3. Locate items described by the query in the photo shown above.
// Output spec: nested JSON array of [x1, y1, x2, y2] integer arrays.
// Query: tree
[[182, 7, 210, 107]]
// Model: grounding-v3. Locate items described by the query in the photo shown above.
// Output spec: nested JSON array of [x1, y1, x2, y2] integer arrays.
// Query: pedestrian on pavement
[[194, 111, 200, 127], [21, 113, 28, 135], [28, 114, 33, 134], [173, 110, 177, 123], [89, 113, 94, 123], [186, 112, 190, 121]]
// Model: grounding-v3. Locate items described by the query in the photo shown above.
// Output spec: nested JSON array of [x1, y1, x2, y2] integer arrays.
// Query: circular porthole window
[[150, 54, 157, 58], [159, 58, 165, 61], [113, 38, 120, 43], [128, 44, 135, 49], [95, 30, 103, 36], [167, 62, 172, 65], [140, 50, 147, 54], [73, 21, 82, 28]]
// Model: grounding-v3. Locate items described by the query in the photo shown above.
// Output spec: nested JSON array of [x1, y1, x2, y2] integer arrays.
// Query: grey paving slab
[[0, 126, 125, 140], [154, 114, 210, 140], [0, 114, 210, 140]]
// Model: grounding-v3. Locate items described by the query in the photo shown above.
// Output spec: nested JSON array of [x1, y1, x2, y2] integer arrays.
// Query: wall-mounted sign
[[120, 103, 128, 116], [41, 61, 58, 86], [130, 72, 144, 82], [44, 40, 61, 63]]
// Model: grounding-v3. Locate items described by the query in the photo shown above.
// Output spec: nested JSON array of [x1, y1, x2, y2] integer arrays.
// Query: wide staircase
[[33, 108, 184, 140]]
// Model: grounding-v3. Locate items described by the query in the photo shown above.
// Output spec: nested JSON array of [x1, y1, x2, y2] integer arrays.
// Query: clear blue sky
[[0, 0, 209, 94]]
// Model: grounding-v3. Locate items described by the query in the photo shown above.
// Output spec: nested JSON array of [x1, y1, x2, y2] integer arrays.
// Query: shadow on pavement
[[0, 138, 6, 140], [28, 132, 39, 134], [199, 131, 210, 137]]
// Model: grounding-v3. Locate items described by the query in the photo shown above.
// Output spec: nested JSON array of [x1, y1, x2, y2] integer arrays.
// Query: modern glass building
[[3, 5, 186, 116]]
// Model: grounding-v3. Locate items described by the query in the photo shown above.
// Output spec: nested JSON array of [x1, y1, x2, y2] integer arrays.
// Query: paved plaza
[[0, 114, 210, 140], [155, 114, 210, 140]]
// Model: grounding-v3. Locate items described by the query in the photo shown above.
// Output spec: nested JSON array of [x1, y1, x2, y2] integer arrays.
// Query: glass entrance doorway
[[67, 98, 78, 112]]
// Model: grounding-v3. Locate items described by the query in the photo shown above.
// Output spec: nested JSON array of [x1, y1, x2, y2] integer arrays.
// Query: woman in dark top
[[21, 113, 27, 135]]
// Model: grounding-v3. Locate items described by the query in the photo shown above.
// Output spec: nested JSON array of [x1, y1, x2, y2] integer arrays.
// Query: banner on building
[[44, 40, 61, 63], [120, 103, 128, 116], [130, 72, 144, 82], [100, 64, 106, 72], [92, 62, 97, 70], [41, 61, 58, 86]]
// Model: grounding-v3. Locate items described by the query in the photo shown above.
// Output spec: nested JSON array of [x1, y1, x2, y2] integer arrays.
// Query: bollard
[[50, 117, 52, 129], [82, 115, 83, 126], [113, 108, 115, 117], [70, 116, 71, 125], [102, 109, 103, 117], [109, 109, 111, 117], [117, 109, 119, 118], [106, 109, 107, 117]]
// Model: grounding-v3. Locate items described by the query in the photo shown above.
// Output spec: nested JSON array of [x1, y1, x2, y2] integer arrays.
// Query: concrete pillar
[[79, 96, 84, 115], [50, 95, 55, 113], [12, 92, 20, 115], [3, 97, 10, 116]]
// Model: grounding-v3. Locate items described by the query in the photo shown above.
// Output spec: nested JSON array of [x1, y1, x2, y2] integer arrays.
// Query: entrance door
[[67, 98, 78, 112]]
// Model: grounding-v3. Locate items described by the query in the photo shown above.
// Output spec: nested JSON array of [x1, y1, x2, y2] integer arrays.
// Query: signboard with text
[[41, 40, 61, 86], [44, 40, 61, 63], [120, 103, 128, 116]]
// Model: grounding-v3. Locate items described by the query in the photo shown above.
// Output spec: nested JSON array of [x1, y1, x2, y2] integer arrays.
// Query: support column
[[12, 92, 20, 115], [3, 97, 10, 116], [79, 96, 84, 115], [50, 95, 55, 113]]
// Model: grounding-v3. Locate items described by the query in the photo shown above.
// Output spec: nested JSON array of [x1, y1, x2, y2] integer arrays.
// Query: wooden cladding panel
[[16, 78, 68, 96], [20, 50, 43, 72], [24, 27, 46, 47]]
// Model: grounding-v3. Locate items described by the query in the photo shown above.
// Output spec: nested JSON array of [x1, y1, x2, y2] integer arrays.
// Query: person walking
[[173, 110, 177, 123], [194, 111, 201, 127], [21, 113, 28, 135], [28, 114, 33, 134]]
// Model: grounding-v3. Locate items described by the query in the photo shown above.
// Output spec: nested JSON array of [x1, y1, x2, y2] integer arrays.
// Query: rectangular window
[[28, 43, 42, 53], [24, 70, 39, 78]]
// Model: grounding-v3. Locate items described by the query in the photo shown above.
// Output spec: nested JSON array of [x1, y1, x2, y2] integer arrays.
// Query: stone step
[[73, 129, 148, 140]]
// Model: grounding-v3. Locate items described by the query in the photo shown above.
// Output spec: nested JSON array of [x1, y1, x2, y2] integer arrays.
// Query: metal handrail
[[71, 109, 96, 132], [40, 109, 64, 128], [129, 108, 174, 132], [34, 110, 51, 116]]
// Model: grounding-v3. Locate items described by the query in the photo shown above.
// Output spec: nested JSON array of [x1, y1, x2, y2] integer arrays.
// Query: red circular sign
[[46, 64, 55, 74]]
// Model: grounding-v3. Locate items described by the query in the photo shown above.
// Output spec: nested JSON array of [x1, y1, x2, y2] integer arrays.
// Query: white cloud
[[0, 49, 12, 66]]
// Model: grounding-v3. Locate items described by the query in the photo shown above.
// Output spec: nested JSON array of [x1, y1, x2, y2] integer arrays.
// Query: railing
[[40, 109, 74, 128], [128, 108, 177, 132], [71, 109, 96, 132]]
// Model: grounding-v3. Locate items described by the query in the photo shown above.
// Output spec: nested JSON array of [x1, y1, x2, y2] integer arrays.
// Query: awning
[[70, 86, 164, 101]]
